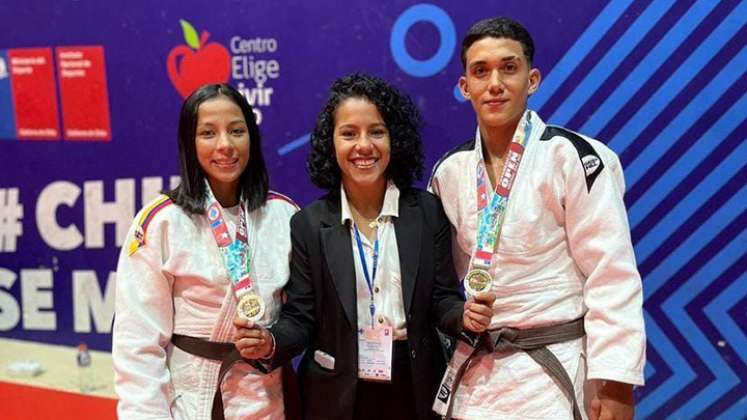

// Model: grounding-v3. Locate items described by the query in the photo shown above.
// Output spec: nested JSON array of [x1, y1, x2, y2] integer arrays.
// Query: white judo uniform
[[429, 111, 645, 420], [113, 192, 297, 420]]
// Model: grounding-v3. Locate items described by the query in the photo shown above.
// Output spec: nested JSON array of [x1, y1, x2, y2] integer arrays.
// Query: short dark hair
[[461, 17, 535, 68], [307, 73, 424, 192], [167, 83, 268, 214]]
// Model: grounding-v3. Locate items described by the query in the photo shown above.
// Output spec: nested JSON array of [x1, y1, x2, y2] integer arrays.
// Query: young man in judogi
[[429, 17, 645, 420]]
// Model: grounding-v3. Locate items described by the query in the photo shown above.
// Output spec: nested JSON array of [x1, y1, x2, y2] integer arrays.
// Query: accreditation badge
[[237, 293, 265, 322], [464, 268, 493, 295], [357, 325, 393, 382]]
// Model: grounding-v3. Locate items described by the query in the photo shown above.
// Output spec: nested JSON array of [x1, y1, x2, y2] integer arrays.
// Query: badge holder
[[358, 325, 393, 382]]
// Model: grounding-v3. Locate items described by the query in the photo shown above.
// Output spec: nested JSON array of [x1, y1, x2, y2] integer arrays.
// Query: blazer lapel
[[394, 191, 421, 316], [319, 198, 358, 331]]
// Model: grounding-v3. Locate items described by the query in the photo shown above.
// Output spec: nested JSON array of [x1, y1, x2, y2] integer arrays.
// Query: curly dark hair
[[307, 73, 424, 192]]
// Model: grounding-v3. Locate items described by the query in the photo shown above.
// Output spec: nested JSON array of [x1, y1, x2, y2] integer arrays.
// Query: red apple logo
[[167, 19, 231, 98]]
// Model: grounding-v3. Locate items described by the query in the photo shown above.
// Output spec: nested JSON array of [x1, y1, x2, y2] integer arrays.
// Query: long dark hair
[[167, 83, 269, 213], [306, 73, 424, 193]]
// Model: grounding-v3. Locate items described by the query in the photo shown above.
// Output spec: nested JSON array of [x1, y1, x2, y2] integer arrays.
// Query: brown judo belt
[[438, 318, 585, 420], [171, 334, 268, 420]]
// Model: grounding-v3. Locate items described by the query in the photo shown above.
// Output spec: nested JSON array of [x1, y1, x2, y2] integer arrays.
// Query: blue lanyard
[[353, 224, 379, 327]]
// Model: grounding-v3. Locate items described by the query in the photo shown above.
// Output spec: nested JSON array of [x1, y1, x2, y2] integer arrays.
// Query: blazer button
[[411, 349, 416, 359]]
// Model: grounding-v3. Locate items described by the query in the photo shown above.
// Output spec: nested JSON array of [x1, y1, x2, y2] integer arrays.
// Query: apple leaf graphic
[[179, 19, 201, 50]]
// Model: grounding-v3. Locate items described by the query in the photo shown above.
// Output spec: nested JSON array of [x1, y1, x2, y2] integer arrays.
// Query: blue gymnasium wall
[[0, 1, 744, 418]]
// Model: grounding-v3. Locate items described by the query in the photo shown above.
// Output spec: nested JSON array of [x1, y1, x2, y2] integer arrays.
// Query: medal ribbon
[[204, 183, 254, 296], [354, 224, 379, 328], [471, 111, 533, 269]]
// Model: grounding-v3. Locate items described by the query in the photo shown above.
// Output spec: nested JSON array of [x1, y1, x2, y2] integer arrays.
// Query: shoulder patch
[[267, 190, 300, 211], [127, 195, 173, 256], [540, 125, 605, 192], [429, 138, 476, 180]]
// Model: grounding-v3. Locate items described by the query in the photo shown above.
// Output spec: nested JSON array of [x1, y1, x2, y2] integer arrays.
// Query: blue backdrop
[[0, 1, 744, 418]]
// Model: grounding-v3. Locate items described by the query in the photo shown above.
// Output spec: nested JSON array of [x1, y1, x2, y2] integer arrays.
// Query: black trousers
[[352, 340, 419, 420]]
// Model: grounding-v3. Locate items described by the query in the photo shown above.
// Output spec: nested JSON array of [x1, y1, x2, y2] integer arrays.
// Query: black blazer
[[269, 188, 464, 420]]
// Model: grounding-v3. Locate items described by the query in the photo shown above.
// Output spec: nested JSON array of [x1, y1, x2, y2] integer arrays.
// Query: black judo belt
[[171, 334, 268, 420], [434, 318, 585, 420]]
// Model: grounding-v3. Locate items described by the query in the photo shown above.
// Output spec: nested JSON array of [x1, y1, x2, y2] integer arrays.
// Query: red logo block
[[8, 48, 60, 140], [56, 46, 112, 141]]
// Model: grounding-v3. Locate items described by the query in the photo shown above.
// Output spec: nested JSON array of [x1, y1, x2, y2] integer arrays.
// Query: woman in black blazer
[[235, 73, 493, 420]]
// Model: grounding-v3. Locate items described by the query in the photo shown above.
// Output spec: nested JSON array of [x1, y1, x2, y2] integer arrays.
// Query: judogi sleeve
[[112, 210, 176, 420], [561, 142, 646, 386]]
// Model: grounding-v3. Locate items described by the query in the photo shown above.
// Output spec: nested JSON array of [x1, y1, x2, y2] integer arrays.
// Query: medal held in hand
[[205, 181, 265, 322], [237, 291, 265, 322], [464, 268, 492, 295], [437, 111, 535, 419], [466, 111, 533, 296]]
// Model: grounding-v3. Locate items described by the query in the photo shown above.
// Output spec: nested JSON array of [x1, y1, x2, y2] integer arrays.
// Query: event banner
[[1, 1, 744, 419]]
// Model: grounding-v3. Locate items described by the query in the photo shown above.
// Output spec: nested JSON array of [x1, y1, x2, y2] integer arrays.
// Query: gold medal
[[464, 269, 493, 295], [237, 293, 265, 322]]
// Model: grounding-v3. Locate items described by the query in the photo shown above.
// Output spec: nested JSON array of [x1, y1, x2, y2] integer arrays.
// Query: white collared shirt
[[341, 181, 407, 340]]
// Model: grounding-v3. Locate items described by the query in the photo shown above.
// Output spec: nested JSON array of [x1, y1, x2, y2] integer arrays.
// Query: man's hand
[[462, 292, 496, 333], [590, 380, 635, 420], [233, 316, 274, 360]]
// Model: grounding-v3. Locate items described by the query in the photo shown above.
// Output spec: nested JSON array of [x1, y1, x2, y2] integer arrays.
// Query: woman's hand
[[462, 292, 496, 333], [233, 316, 274, 360]]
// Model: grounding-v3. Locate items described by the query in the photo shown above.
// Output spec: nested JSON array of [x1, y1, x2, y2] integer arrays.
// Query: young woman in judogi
[[113, 83, 298, 420]]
